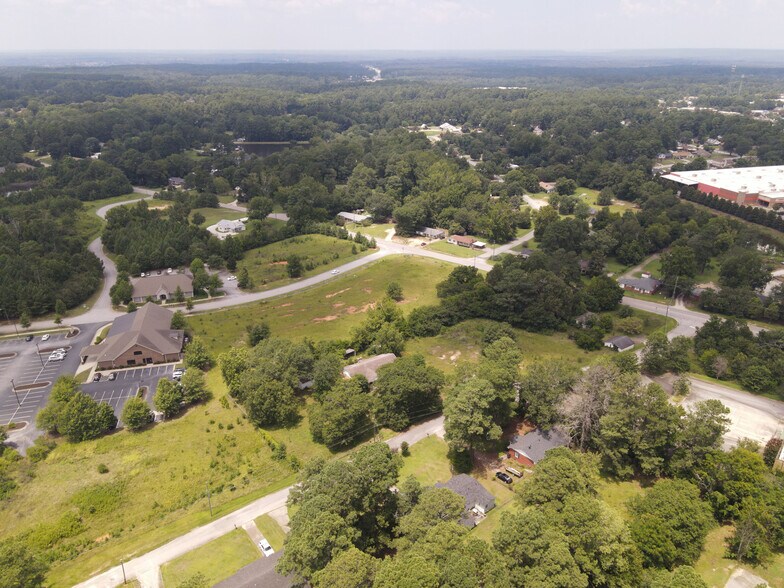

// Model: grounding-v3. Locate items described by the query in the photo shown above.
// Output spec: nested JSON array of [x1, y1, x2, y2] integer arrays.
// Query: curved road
[[73, 415, 445, 588]]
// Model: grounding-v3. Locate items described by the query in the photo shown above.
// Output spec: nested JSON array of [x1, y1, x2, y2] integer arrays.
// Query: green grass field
[[694, 526, 784, 588], [254, 514, 287, 551], [237, 234, 371, 291], [576, 186, 634, 215], [161, 529, 259, 588], [426, 240, 483, 258], [1, 370, 303, 587], [345, 222, 395, 240], [188, 256, 455, 355], [190, 207, 245, 227], [398, 436, 452, 486], [637, 255, 720, 286]]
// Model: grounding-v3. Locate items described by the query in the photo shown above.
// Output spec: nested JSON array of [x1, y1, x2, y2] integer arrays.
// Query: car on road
[[140, 272, 146, 277], [495, 472, 513, 484], [331, 269, 340, 274], [167, 268, 173, 274], [258, 539, 274, 556], [93, 373, 102, 382], [108, 372, 117, 381], [41, 334, 50, 341], [25, 335, 33, 342]]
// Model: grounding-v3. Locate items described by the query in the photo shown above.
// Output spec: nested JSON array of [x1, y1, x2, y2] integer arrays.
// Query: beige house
[[81, 303, 184, 369], [131, 273, 193, 303]]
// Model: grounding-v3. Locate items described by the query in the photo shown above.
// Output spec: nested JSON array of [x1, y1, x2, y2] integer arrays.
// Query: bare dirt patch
[[332, 302, 345, 309], [362, 288, 372, 294], [449, 351, 462, 362], [326, 288, 351, 299], [313, 315, 339, 323], [269, 261, 288, 266], [94, 533, 111, 544]]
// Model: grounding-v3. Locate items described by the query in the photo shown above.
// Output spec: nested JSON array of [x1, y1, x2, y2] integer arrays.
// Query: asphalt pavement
[[0, 324, 102, 427], [82, 363, 175, 420]]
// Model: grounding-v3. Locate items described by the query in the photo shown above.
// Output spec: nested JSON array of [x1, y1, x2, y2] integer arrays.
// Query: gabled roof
[[131, 274, 193, 299], [85, 303, 184, 363], [605, 335, 635, 350], [508, 428, 570, 464], [343, 353, 396, 383], [435, 474, 495, 512], [618, 277, 661, 292], [449, 234, 476, 245]]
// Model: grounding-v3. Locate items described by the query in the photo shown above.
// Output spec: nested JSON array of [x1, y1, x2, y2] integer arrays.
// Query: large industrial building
[[663, 165, 784, 208]]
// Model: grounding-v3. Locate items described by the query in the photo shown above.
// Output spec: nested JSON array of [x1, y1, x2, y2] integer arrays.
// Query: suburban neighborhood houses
[[4, 34, 784, 588]]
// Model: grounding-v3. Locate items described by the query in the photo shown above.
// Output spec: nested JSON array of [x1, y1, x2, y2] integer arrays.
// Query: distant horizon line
[[2, 48, 784, 55]]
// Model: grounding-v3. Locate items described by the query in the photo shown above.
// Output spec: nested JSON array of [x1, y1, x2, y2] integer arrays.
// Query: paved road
[[72, 415, 447, 588], [682, 376, 784, 449], [476, 230, 534, 259]]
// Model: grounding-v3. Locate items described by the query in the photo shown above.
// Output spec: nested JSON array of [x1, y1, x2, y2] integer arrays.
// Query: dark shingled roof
[[507, 428, 570, 464], [605, 335, 635, 350], [435, 474, 495, 515], [618, 276, 661, 292], [213, 551, 291, 588]]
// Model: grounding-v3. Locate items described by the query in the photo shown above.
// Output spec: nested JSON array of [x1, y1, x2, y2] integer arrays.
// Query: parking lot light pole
[[10, 379, 20, 407], [0, 307, 19, 340], [34, 343, 45, 367]]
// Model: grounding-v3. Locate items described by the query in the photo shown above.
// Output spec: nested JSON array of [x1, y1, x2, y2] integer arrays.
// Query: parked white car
[[48, 353, 64, 362], [258, 539, 274, 557], [227, 275, 237, 281], [167, 268, 173, 274], [41, 334, 50, 341]]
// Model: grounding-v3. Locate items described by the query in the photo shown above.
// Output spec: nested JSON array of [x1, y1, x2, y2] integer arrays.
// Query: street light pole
[[0, 308, 19, 340], [206, 483, 213, 517], [34, 343, 45, 368], [10, 379, 20, 407], [121, 560, 127, 584]]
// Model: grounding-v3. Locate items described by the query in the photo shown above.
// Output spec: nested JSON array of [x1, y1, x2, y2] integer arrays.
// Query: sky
[[0, 0, 783, 54]]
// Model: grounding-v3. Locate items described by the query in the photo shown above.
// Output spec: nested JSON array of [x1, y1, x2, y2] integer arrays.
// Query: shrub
[[400, 441, 410, 457], [97, 464, 109, 474]]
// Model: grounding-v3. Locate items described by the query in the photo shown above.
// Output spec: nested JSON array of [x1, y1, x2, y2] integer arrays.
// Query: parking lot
[[0, 325, 102, 427], [82, 363, 175, 420]]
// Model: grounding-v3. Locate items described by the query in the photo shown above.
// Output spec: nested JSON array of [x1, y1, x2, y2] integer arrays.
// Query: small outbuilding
[[507, 428, 570, 467], [604, 335, 635, 352]]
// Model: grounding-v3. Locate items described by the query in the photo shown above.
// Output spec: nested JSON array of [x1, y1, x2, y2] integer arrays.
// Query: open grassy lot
[[344, 222, 395, 240], [161, 529, 259, 588], [695, 525, 784, 588], [426, 240, 483, 258], [188, 256, 454, 355], [399, 436, 452, 486], [191, 207, 245, 227], [0, 370, 304, 587], [576, 186, 634, 215], [237, 234, 371, 291], [596, 479, 644, 520], [637, 255, 720, 286], [254, 514, 287, 551]]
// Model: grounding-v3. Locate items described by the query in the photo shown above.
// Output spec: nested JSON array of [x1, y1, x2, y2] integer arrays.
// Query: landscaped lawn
[[1, 370, 304, 588], [190, 207, 245, 227], [605, 257, 630, 276], [188, 256, 455, 355], [426, 240, 483, 258], [160, 529, 259, 588], [398, 436, 452, 486], [254, 514, 287, 552], [576, 186, 633, 215], [237, 234, 372, 291]]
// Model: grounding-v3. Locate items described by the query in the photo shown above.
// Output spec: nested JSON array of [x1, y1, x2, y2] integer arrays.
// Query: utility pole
[[121, 560, 127, 584], [0, 308, 19, 340], [10, 379, 20, 407], [206, 483, 213, 517], [663, 274, 680, 333]]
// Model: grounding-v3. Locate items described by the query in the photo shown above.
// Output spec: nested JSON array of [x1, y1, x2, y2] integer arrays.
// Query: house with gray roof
[[416, 227, 446, 239], [507, 428, 570, 467], [337, 211, 371, 223], [80, 303, 184, 369], [343, 353, 396, 384], [435, 474, 495, 527], [618, 276, 662, 295], [604, 335, 635, 352]]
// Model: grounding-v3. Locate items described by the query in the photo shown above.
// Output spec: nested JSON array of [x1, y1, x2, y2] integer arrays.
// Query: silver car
[[258, 539, 274, 557]]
